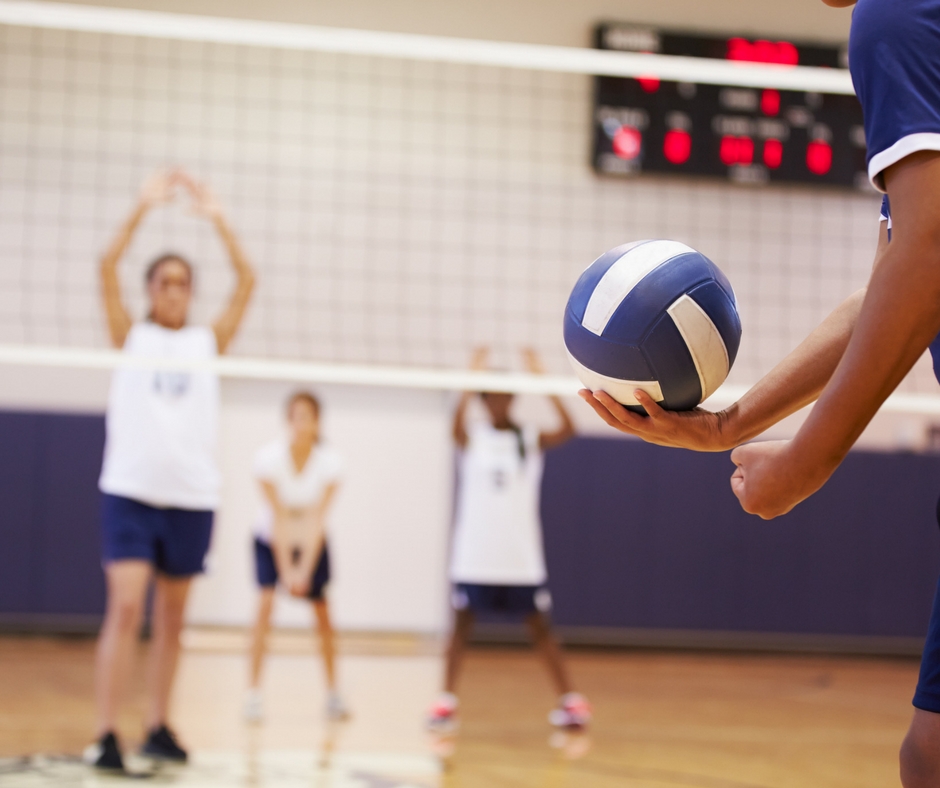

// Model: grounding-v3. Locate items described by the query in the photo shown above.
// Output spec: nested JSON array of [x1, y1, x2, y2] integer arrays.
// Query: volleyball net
[[2, 1, 939, 417]]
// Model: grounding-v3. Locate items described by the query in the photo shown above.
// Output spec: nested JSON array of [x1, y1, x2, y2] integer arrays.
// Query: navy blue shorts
[[452, 583, 552, 617], [914, 572, 940, 713], [100, 493, 213, 577], [253, 538, 331, 601]]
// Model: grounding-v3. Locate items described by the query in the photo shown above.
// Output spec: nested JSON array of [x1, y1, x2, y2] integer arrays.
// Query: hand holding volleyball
[[579, 388, 737, 452]]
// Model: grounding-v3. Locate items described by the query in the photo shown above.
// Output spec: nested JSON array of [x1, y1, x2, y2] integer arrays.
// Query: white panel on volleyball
[[581, 240, 697, 335], [566, 351, 664, 406], [666, 294, 731, 402]]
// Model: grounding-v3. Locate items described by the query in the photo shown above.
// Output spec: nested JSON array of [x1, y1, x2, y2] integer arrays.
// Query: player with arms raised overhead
[[580, 1, 940, 784], [427, 348, 591, 733], [86, 169, 255, 772]]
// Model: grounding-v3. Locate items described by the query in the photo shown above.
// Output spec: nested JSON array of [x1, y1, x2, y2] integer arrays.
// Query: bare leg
[[248, 588, 275, 690], [901, 708, 940, 788], [312, 599, 337, 691], [526, 612, 573, 697], [95, 561, 152, 737], [443, 609, 475, 694], [144, 574, 192, 731]]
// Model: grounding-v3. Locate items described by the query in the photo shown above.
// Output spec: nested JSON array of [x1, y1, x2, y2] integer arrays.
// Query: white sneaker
[[244, 689, 263, 723], [326, 691, 350, 721], [548, 692, 592, 729]]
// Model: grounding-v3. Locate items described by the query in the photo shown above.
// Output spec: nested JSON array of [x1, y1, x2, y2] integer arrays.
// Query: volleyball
[[564, 240, 742, 411]]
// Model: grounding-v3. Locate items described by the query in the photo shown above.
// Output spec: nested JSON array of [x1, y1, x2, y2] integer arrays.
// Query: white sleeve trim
[[868, 132, 940, 193]]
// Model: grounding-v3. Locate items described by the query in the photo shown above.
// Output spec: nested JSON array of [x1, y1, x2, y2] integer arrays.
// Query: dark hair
[[287, 390, 321, 420], [479, 392, 525, 460], [145, 253, 193, 285]]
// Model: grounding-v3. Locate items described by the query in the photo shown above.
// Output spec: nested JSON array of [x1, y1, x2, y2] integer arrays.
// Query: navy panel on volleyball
[[564, 240, 741, 411]]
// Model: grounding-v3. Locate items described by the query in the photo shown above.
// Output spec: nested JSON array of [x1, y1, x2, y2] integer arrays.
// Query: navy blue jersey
[[850, 0, 940, 191], [880, 196, 940, 382]]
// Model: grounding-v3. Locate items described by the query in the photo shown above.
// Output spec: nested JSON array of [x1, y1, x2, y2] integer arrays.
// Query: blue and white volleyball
[[564, 240, 741, 411]]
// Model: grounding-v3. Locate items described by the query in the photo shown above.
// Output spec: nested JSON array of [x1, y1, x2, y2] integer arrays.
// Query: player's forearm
[[792, 239, 940, 475], [101, 202, 147, 270], [271, 537, 293, 576], [548, 395, 574, 430], [452, 392, 473, 445], [213, 215, 254, 278], [294, 520, 324, 575], [722, 288, 865, 446], [100, 203, 147, 345], [542, 395, 576, 447]]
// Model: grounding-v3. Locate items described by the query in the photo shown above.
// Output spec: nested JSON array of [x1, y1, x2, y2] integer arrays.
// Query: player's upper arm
[[259, 479, 281, 511], [100, 261, 133, 348], [319, 481, 340, 513], [213, 268, 256, 355], [539, 426, 574, 451]]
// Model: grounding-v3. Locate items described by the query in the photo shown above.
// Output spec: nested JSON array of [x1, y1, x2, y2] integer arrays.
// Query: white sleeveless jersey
[[449, 421, 547, 585], [99, 322, 221, 510], [252, 439, 343, 542]]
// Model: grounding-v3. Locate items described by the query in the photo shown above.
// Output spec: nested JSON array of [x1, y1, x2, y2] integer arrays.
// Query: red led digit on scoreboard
[[727, 38, 799, 65], [720, 136, 754, 166], [612, 126, 642, 159], [761, 89, 780, 116], [806, 140, 832, 175], [663, 129, 691, 164], [763, 139, 783, 169]]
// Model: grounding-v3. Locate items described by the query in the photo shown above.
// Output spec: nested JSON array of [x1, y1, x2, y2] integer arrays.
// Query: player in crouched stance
[[427, 348, 590, 733], [245, 392, 348, 723]]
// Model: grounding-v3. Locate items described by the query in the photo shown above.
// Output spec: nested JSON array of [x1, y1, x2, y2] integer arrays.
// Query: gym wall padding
[[0, 410, 106, 630], [541, 436, 940, 651], [2, 409, 940, 651]]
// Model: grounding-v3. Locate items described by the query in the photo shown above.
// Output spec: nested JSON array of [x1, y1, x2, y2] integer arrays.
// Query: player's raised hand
[[138, 168, 181, 209], [469, 346, 490, 371], [729, 440, 824, 519], [178, 172, 224, 221], [521, 347, 545, 375], [579, 388, 735, 452]]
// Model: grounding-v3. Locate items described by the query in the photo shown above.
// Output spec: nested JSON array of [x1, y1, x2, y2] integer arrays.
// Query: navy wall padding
[[0, 410, 106, 619], [4, 410, 940, 640], [541, 437, 940, 638]]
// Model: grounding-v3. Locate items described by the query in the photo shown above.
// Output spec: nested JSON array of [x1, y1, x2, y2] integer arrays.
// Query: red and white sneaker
[[548, 692, 592, 729], [426, 692, 459, 733]]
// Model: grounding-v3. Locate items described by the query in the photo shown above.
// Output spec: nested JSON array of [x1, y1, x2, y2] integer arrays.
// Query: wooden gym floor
[[0, 629, 920, 787]]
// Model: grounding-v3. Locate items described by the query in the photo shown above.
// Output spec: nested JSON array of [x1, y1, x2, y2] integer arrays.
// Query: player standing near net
[[244, 391, 348, 723], [427, 348, 591, 732], [580, 0, 940, 783], [86, 169, 255, 772]]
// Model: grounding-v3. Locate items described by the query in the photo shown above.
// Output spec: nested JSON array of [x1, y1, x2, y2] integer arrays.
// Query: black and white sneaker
[[82, 731, 125, 771], [140, 725, 188, 762]]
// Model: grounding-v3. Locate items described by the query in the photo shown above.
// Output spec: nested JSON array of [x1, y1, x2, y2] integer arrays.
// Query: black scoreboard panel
[[592, 23, 869, 190]]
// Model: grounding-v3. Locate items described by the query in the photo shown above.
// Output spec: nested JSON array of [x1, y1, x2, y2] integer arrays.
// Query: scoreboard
[[592, 23, 870, 190]]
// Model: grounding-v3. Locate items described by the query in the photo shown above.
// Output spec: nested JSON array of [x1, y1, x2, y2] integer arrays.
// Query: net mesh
[[0, 16, 936, 396]]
